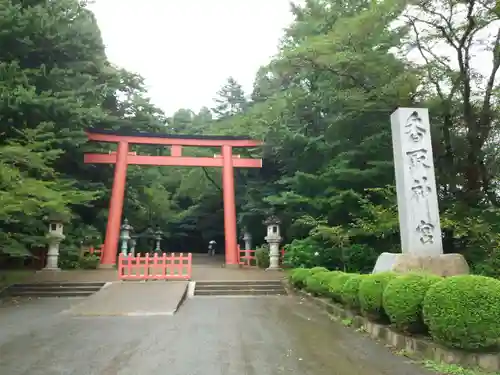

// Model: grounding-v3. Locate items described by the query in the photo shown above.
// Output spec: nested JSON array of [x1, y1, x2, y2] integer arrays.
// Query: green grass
[[341, 318, 353, 327], [421, 359, 500, 375], [393, 349, 500, 375]]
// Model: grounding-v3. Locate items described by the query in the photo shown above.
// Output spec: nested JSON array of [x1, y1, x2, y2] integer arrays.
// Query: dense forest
[[0, 0, 499, 274]]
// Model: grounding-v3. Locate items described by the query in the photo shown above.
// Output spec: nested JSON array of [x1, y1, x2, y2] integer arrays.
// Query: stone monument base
[[372, 252, 469, 276]]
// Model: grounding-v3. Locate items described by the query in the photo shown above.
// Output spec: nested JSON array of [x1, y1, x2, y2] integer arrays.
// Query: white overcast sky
[[88, 0, 296, 116], [88, 1, 497, 117]]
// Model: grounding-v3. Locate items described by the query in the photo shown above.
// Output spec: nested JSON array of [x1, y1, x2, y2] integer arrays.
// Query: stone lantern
[[242, 227, 252, 250], [154, 226, 163, 254], [264, 215, 282, 271], [120, 218, 133, 255], [43, 213, 67, 271]]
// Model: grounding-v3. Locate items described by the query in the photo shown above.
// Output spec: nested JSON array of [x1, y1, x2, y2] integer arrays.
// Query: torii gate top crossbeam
[[84, 129, 263, 168], [85, 128, 262, 147]]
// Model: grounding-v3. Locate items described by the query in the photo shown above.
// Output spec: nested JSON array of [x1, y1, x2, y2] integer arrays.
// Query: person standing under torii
[[208, 240, 217, 256]]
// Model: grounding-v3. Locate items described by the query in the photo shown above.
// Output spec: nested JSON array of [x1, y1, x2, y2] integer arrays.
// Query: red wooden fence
[[88, 245, 103, 257], [237, 246, 287, 267], [238, 246, 256, 266], [118, 253, 192, 281]]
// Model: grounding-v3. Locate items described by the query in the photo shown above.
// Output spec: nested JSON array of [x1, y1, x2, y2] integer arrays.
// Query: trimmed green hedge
[[383, 273, 442, 333], [289, 268, 500, 351], [310, 266, 329, 274], [423, 275, 500, 350], [289, 268, 311, 288], [328, 272, 352, 302], [341, 274, 365, 312], [358, 272, 397, 322], [305, 274, 323, 295], [305, 271, 334, 295], [316, 270, 343, 285]]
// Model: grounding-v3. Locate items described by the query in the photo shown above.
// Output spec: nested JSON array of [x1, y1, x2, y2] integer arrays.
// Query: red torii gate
[[84, 129, 262, 268]]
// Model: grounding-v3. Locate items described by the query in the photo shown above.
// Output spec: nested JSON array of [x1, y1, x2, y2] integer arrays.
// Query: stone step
[[7, 290, 96, 297], [195, 280, 283, 286], [8, 286, 102, 293], [3, 282, 106, 298], [195, 283, 282, 291], [9, 282, 106, 288], [194, 288, 287, 296], [193, 280, 287, 296]]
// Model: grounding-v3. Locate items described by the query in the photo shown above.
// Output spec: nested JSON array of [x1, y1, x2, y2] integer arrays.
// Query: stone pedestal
[[266, 241, 282, 271], [120, 218, 132, 255], [43, 236, 64, 271], [372, 252, 469, 276], [243, 232, 252, 250], [130, 237, 137, 256]]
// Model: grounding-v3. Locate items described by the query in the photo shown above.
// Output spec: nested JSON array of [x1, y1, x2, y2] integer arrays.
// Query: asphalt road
[[0, 296, 433, 375]]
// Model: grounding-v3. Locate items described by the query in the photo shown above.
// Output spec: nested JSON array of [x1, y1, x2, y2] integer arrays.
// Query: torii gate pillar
[[222, 145, 238, 266], [100, 141, 129, 267]]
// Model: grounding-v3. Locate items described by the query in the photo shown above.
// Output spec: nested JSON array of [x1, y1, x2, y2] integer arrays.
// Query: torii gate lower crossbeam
[[84, 129, 263, 268]]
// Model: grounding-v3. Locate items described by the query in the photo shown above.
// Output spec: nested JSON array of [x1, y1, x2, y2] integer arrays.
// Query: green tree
[[212, 77, 248, 118], [1, 0, 498, 275], [0, 126, 98, 255], [0, 0, 167, 258], [401, 0, 500, 206]]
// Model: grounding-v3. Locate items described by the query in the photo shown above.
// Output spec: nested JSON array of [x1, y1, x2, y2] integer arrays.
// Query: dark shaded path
[[0, 296, 432, 375]]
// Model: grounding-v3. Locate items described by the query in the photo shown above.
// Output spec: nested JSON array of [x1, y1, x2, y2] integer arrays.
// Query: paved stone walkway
[[18, 254, 285, 283], [66, 282, 188, 316], [0, 295, 432, 375]]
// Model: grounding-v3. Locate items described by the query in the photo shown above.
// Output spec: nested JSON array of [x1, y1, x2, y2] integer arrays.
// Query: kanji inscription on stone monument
[[391, 108, 443, 256]]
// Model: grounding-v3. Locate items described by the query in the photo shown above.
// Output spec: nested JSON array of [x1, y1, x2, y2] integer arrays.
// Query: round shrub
[[328, 272, 352, 302], [423, 275, 500, 350], [341, 274, 366, 311], [305, 271, 341, 296], [359, 272, 398, 322], [310, 266, 329, 275], [78, 253, 100, 269], [383, 273, 442, 333], [315, 270, 342, 283], [305, 274, 324, 295], [317, 271, 344, 297], [289, 268, 311, 289], [255, 248, 269, 268]]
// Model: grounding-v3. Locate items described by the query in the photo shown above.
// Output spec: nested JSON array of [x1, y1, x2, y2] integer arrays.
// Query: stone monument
[[43, 214, 66, 271], [264, 216, 282, 271], [372, 108, 469, 276]]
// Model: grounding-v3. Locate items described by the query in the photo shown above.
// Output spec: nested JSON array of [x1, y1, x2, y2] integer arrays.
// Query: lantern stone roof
[[263, 215, 281, 225], [121, 218, 133, 230], [44, 212, 69, 223]]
